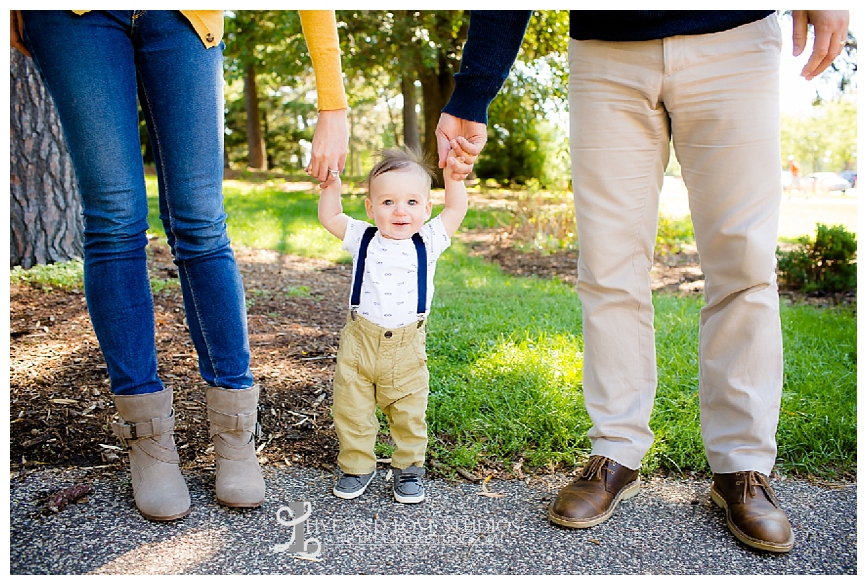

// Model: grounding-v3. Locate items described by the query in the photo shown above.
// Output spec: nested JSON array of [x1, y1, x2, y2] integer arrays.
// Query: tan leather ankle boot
[[111, 387, 191, 521], [206, 385, 266, 507]]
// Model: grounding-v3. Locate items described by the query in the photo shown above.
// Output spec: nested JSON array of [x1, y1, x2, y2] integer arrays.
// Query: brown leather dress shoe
[[548, 455, 640, 528], [710, 471, 794, 553]]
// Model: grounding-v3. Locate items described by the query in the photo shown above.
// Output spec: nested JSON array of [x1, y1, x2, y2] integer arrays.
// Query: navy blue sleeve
[[442, 10, 532, 124]]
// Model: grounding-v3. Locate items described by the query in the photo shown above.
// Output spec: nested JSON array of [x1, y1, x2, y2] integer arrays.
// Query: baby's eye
[[408, 199, 418, 206], [383, 199, 394, 206]]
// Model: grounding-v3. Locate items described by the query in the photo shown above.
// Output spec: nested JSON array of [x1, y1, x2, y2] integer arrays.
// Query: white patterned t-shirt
[[342, 216, 451, 329]]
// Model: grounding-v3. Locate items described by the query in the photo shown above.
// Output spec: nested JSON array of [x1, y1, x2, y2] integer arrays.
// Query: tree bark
[[9, 48, 83, 269], [401, 75, 421, 154], [419, 49, 455, 186], [244, 62, 267, 170]]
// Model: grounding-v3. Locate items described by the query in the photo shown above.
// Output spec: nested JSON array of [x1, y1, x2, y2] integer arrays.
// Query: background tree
[[9, 48, 83, 269], [472, 11, 570, 187], [223, 11, 312, 171], [780, 95, 857, 174], [338, 10, 468, 179]]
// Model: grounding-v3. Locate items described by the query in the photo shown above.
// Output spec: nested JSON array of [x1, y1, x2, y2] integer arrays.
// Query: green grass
[[10, 259, 84, 290], [427, 246, 587, 470], [14, 176, 855, 479]]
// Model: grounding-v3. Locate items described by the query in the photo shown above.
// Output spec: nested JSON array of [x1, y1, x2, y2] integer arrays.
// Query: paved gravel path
[[8, 465, 856, 575]]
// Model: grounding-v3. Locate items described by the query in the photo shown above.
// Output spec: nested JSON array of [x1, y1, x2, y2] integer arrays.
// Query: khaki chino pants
[[568, 15, 784, 474], [332, 314, 429, 475]]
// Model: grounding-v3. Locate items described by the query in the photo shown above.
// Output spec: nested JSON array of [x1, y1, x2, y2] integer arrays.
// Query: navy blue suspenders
[[350, 226, 427, 325]]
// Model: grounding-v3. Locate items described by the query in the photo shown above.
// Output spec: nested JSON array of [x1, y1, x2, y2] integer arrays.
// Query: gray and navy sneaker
[[333, 469, 376, 500], [392, 465, 425, 504]]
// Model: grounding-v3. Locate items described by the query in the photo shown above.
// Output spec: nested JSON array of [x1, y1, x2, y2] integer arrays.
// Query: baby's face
[[365, 169, 432, 240]]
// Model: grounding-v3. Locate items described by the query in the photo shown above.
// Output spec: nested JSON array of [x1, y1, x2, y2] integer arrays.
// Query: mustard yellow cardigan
[[71, 10, 347, 111]]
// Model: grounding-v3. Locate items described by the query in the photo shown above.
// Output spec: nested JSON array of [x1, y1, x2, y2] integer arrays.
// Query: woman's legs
[[23, 10, 161, 396], [22, 10, 253, 393], [132, 10, 252, 390]]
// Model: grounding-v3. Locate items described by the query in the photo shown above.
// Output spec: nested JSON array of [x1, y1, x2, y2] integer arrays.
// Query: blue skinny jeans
[[22, 10, 253, 395]]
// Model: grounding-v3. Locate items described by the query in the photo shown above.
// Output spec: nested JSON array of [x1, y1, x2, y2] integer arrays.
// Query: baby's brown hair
[[366, 147, 435, 195]]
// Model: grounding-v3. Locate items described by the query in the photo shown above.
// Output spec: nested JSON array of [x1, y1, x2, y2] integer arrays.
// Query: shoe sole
[[216, 498, 264, 508], [710, 487, 794, 553], [547, 479, 640, 529], [333, 473, 376, 500], [393, 491, 425, 504], [139, 505, 191, 522]]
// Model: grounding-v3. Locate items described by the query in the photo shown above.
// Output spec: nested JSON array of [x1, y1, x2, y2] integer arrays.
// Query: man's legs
[[664, 16, 784, 476], [665, 15, 792, 553], [550, 36, 669, 529], [568, 37, 671, 469]]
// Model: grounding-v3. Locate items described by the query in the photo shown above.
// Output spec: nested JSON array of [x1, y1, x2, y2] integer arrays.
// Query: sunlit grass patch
[[9, 258, 84, 291]]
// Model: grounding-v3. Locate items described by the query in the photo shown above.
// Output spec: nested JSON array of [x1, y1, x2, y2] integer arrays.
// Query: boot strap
[[111, 411, 176, 447], [207, 407, 260, 438], [133, 436, 181, 465]]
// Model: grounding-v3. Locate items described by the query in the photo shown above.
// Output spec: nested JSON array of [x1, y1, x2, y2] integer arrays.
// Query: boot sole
[[710, 487, 794, 553], [139, 505, 192, 522], [548, 479, 640, 528], [216, 498, 264, 508]]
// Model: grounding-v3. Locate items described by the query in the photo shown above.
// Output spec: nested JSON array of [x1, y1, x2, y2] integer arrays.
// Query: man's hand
[[435, 112, 487, 180], [10, 11, 30, 57], [306, 108, 348, 188], [792, 11, 849, 81]]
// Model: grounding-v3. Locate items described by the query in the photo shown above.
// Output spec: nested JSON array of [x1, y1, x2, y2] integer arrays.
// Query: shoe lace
[[738, 471, 780, 507], [578, 455, 609, 481], [399, 473, 420, 487]]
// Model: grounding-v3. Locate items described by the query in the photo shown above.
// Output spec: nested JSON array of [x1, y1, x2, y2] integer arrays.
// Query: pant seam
[[139, 74, 221, 384]]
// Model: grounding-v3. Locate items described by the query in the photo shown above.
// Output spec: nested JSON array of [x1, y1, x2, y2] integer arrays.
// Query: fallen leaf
[[45, 484, 92, 514]]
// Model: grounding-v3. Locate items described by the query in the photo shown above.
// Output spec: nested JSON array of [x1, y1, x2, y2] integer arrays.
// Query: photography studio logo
[[273, 502, 322, 560]]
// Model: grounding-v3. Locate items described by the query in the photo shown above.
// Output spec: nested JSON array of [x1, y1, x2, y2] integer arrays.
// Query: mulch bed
[[8, 230, 853, 480]]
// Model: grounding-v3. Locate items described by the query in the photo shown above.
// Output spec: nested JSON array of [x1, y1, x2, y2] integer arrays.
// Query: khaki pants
[[332, 314, 429, 475], [568, 15, 784, 474]]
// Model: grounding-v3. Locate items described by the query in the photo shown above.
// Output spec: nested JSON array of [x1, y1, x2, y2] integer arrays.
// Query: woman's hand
[[306, 108, 348, 188]]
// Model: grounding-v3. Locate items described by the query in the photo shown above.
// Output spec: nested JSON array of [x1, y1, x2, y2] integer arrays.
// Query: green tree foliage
[[475, 11, 570, 187], [780, 95, 857, 173], [337, 10, 469, 170], [223, 11, 318, 171]]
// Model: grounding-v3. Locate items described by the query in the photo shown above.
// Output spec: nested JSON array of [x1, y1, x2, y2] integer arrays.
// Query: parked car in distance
[[839, 170, 857, 188], [802, 172, 851, 194]]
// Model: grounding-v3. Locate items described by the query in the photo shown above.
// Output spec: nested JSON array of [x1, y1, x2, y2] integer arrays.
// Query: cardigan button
[[206, 33, 215, 43], [384, 331, 393, 339]]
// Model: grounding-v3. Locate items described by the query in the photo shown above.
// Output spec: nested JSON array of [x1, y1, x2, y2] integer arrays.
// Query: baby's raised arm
[[438, 144, 469, 238], [317, 178, 349, 240]]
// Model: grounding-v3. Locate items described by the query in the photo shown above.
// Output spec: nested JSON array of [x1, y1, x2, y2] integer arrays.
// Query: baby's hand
[[444, 149, 466, 178], [319, 175, 341, 191]]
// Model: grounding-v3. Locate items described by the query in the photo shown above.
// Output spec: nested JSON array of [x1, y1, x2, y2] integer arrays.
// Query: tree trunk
[[9, 49, 83, 269], [244, 62, 267, 170], [420, 49, 455, 186], [401, 75, 421, 154]]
